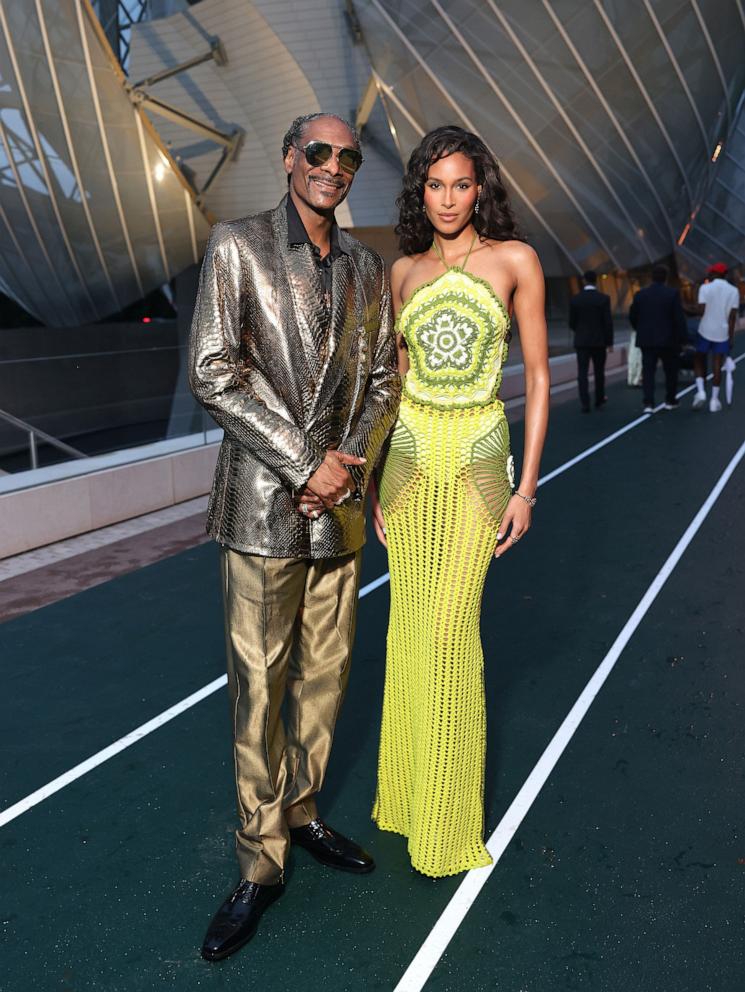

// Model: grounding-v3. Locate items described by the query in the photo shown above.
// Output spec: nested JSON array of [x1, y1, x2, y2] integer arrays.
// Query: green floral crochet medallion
[[399, 267, 510, 409], [419, 307, 478, 370]]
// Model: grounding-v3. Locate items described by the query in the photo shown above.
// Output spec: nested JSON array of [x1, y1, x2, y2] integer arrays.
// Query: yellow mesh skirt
[[372, 396, 512, 878]]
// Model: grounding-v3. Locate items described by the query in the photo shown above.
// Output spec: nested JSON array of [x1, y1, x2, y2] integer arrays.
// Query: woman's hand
[[295, 488, 325, 520], [493, 494, 533, 558], [368, 477, 388, 548]]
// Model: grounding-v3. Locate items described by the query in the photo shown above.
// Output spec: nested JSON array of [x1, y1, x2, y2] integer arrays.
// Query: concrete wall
[[0, 439, 219, 559]]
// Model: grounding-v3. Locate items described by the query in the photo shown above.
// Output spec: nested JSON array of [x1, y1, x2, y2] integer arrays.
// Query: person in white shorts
[[691, 262, 739, 412]]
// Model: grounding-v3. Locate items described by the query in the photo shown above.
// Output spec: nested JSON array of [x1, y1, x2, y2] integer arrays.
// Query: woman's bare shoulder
[[481, 240, 542, 283], [391, 254, 424, 279], [480, 238, 539, 263], [391, 253, 426, 298]]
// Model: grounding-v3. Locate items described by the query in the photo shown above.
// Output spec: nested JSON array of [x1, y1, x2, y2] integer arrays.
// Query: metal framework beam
[[124, 29, 242, 200], [690, 222, 742, 264], [198, 133, 245, 201], [355, 73, 379, 132], [690, 0, 731, 131], [132, 38, 227, 89], [716, 175, 745, 210], [700, 201, 745, 241], [135, 93, 240, 150], [641, 0, 709, 155]]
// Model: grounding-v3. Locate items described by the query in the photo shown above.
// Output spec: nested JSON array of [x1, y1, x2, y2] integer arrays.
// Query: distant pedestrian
[[569, 270, 613, 413], [629, 264, 686, 412], [690, 262, 738, 412]]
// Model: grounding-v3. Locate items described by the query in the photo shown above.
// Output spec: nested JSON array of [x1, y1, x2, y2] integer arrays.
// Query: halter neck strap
[[431, 230, 478, 272]]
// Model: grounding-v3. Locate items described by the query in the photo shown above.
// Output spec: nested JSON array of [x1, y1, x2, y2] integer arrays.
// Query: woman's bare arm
[[370, 255, 415, 545], [493, 243, 550, 558], [390, 256, 413, 376]]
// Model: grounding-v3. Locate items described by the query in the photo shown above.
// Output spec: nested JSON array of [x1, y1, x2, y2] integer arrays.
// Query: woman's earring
[[474, 196, 481, 215]]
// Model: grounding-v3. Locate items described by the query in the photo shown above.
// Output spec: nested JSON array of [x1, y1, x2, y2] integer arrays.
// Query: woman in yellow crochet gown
[[370, 127, 550, 878]]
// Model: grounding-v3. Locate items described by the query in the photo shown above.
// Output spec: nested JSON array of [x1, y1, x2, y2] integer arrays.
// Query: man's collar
[[286, 193, 347, 257], [583, 284, 597, 290]]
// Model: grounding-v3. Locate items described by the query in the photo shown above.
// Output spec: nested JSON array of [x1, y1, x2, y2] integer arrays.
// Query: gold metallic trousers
[[221, 548, 361, 883]]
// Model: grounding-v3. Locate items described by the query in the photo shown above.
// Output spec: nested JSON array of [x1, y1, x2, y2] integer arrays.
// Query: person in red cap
[[690, 263, 739, 411]]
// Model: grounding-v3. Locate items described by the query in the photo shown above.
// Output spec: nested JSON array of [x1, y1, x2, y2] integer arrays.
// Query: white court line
[[1, 354, 740, 829], [539, 351, 744, 486], [394, 437, 745, 992], [360, 572, 391, 596], [0, 573, 390, 829], [0, 676, 227, 828]]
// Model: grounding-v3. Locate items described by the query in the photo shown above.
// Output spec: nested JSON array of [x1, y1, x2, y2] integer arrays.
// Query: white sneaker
[[692, 392, 706, 410], [709, 396, 722, 413]]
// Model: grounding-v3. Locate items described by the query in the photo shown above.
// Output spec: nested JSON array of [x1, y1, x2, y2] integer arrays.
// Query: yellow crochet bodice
[[398, 267, 511, 409]]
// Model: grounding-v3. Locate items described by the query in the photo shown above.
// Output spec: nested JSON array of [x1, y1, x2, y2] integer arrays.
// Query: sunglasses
[[294, 140, 363, 175]]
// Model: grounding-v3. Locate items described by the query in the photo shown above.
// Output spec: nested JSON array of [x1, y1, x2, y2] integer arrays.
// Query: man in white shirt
[[691, 262, 739, 412]]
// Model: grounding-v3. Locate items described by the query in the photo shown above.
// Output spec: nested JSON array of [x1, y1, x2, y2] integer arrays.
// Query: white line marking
[[538, 412, 650, 485], [359, 571, 390, 597], [2, 354, 740, 828], [539, 352, 744, 486], [393, 436, 745, 992], [0, 675, 227, 828], [0, 569, 389, 827]]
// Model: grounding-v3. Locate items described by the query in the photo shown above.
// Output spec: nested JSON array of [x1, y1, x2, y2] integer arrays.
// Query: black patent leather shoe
[[201, 879, 283, 961], [289, 818, 375, 874]]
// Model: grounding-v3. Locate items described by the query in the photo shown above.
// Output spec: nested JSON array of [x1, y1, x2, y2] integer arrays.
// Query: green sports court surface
[[2, 358, 744, 991]]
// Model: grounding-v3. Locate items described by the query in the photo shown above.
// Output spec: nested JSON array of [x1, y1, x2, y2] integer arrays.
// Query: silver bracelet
[[514, 490, 537, 507]]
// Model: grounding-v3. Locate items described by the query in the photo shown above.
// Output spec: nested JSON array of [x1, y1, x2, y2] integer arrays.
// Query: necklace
[[431, 229, 478, 271]]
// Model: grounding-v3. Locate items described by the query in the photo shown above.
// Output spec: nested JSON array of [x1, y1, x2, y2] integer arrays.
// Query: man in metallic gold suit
[[189, 113, 401, 961]]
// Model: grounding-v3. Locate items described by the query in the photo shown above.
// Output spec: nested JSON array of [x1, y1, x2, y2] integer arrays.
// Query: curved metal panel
[[354, 0, 745, 276], [679, 91, 745, 278], [0, 0, 211, 326]]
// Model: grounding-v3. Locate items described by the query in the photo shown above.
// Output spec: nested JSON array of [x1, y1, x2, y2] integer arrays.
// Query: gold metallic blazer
[[189, 198, 401, 558]]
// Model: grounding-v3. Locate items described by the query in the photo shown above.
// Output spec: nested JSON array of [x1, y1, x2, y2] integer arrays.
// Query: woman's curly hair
[[395, 125, 522, 255]]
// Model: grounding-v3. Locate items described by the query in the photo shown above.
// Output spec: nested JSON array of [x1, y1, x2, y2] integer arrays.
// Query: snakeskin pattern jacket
[[189, 197, 401, 558]]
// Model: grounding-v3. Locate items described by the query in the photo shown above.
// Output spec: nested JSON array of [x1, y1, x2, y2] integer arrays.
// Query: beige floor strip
[[0, 495, 208, 581]]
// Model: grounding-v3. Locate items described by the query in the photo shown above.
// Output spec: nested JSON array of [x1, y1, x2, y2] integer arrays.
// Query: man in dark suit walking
[[569, 270, 613, 412], [629, 264, 687, 412]]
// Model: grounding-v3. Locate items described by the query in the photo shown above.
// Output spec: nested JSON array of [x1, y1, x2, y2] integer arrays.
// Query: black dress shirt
[[286, 194, 347, 299]]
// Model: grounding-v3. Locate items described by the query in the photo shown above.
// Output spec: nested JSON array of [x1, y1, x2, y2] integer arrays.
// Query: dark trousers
[[576, 346, 607, 409], [641, 347, 678, 407]]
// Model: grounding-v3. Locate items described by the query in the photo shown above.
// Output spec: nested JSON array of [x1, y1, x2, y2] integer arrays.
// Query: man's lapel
[[309, 252, 358, 421], [273, 200, 361, 423], [271, 200, 320, 400]]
